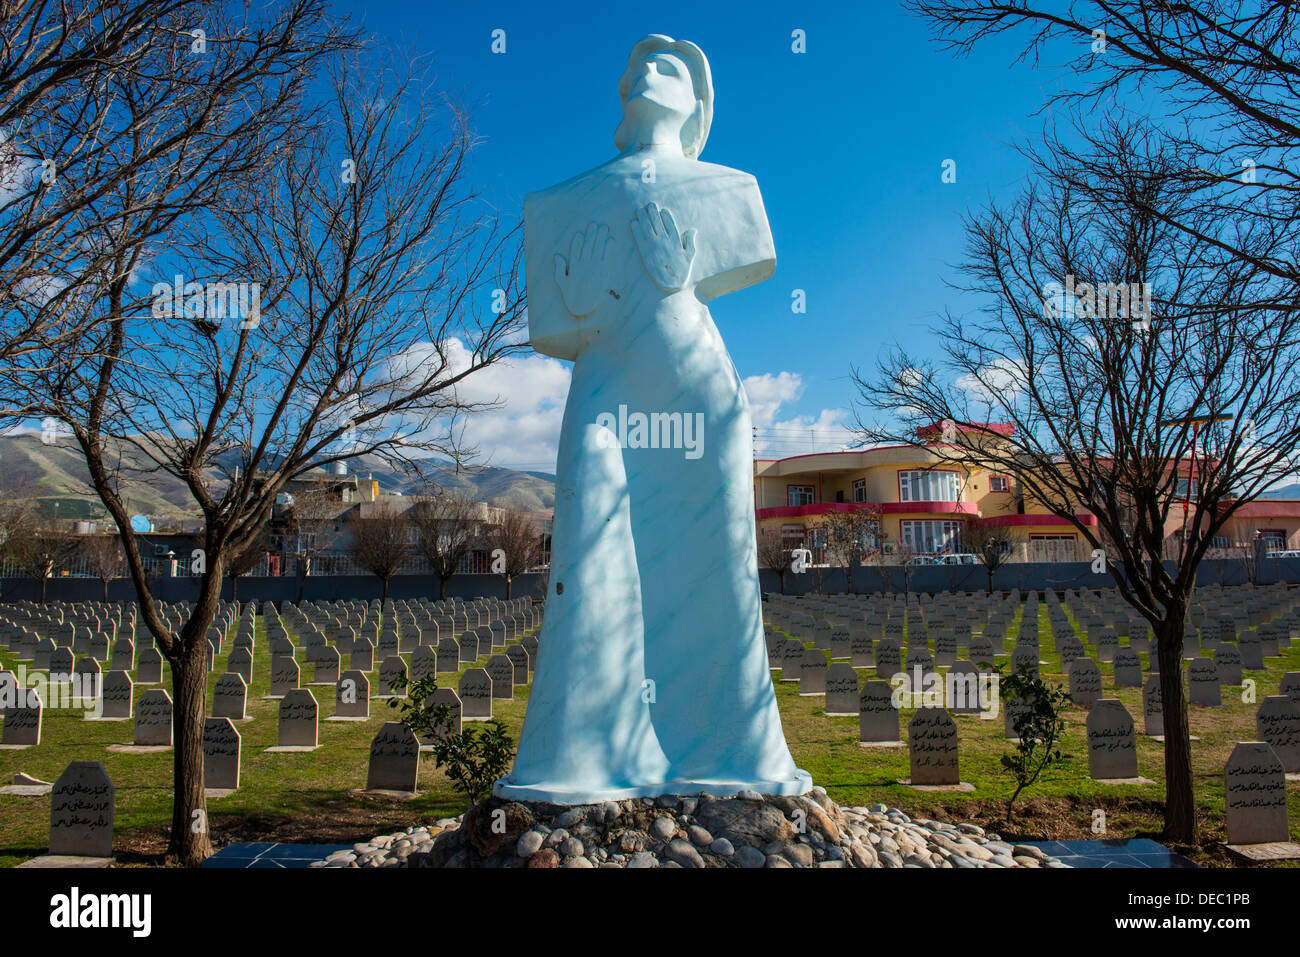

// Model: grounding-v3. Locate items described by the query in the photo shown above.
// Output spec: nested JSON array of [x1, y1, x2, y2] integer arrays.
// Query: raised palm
[[554, 222, 613, 318], [631, 202, 696, 293]]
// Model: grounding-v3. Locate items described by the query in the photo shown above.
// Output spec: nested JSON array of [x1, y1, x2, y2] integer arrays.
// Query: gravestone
[[366, 722, 421, 792], [227, 647, 253, 685], [849, 630, 873, 667], [136, 648, 163, 684], [486, 655, 515, 700], [1068, 658, 1102, 708], [779, 640, 803, 681], [202, 717, 241, 790], [824, 663, 858, 716], [799, 649, 827, 696], [1112, 648, 1142, 688], [1224, 741, 1290, 845], [378, 656, 407, 696], [335, 670, 370, 719], [1281, 672, 1300, 711], [435, 639, 459, 673], [3, 688, 41, 746], [99, 671, 133, 719], [313, 645, 340, 685], [876, 639, 902, 679], [1142, 675, 1164, 737], [410, 646, 438, 683], [212, 673, 248, 721], [1189, 658, 1222, 707], [950, 661, 986, 715], [1255, 696, 1300, 773], [1215, 645, 1243, 686], [49, 761, 114, 858], [506, 645, 529, 684], [1004, 696, 1032, 741], [110, 639, 135, 672], [350, 637, 375, 673], [830, 627, 851, 660], [1087, 699, 1139, 780], [1237, 627, 1265, 669], [1009, 645, 1039, 680], [134, 690, 173, 747], [458, 669, 492, 720], [908, 707, 960, 786], [276, 689, 318, 748], [424, 688, 463, 744], [858, 681, 901, 746], [456, 634, 477, 664], [270, 655, 300, 697]]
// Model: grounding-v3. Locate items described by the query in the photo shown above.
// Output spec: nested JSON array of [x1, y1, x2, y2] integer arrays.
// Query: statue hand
[[553, 222, 613, 318], [631, 202, 696, 293]]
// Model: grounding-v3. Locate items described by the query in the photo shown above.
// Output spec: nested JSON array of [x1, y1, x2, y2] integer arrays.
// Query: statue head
[[613, 35, 713, 159]]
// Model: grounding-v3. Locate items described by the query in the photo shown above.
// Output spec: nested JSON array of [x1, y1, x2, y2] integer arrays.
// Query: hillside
[[0, 433, 555, 522]]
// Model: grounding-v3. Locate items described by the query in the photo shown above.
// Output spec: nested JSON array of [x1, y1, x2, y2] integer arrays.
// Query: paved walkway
[[203, 843, 351, 868], [1017, 838, 1198, 868]]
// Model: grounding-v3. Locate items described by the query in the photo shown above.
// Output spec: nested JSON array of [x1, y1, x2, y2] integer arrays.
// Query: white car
[[937, 553, 980, 566]]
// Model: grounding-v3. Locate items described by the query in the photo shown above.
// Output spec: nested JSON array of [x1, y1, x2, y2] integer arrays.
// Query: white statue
[[495, 34, 811, 803]]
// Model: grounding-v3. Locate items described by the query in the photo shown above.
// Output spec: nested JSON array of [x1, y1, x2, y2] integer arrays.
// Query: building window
[[1174, 477, 1197, 499], [788, 485, 815, 507], [900, 520, 963, 554], [1259, 530, 1286, 552], [853, 479, 867, 502], [989, 474, 1010, 493], [898, 470, 960, 503]]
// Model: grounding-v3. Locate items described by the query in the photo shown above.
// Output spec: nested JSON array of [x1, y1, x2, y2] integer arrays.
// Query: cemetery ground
[[1, 593, 1298, 867]]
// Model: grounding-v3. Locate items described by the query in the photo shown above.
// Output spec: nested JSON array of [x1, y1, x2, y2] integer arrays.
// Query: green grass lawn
[[775, 599, 1300, 867], [2, 596, 1298, 868], [0, 613, 535, 867]]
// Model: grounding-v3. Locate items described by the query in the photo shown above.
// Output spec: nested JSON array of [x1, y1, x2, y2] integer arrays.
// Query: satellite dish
[[129, 514, 151, 533]]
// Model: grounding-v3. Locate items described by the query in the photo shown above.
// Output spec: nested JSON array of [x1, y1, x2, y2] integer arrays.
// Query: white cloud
[[385, 337, 570, 472], [955, 357, 1026, 404], [744, 371, 854, 455]]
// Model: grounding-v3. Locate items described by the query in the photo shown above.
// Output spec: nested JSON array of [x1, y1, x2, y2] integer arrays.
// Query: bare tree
[[824, 504, 882, 595], [1, 46, 524, 865], [225, 524, 267, 602], [755, 526, 791, 595], [888, 0, 1300, 846], [963, 523, 1020, 595], [410, 487, 482, 600], [7, 510, 74, 602], [352, 501, 411, 602], [490, 506, 540, 599], [80, 532, 123, 601], [853, 134, 1299, 844], [0, 0, 356, 385]]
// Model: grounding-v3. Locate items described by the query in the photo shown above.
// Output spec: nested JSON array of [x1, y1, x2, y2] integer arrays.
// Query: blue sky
[[345, 1, 1074, 471]]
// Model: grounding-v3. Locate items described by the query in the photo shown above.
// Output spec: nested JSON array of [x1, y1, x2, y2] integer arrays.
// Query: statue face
[[624, 51, 696, 120]]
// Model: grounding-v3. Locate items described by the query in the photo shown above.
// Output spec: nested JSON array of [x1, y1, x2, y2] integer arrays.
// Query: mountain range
[[0, 432, 556, 523]]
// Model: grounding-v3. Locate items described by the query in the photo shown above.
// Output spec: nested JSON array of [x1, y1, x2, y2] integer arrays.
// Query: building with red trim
[[753, 427, 1300, 563]]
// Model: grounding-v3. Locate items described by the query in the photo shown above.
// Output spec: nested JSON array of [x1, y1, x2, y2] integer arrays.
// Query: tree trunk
[[166, 628, 214, 865], [1155, 610, 1198, 844], [381, 577, 390, 601], [102, 578, 110, 602], [40, 575, 48, 603]]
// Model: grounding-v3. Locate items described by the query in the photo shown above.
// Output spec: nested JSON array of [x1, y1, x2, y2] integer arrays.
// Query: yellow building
[[753, 424, 1098, 564], [754, 423, 1300, 564]]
